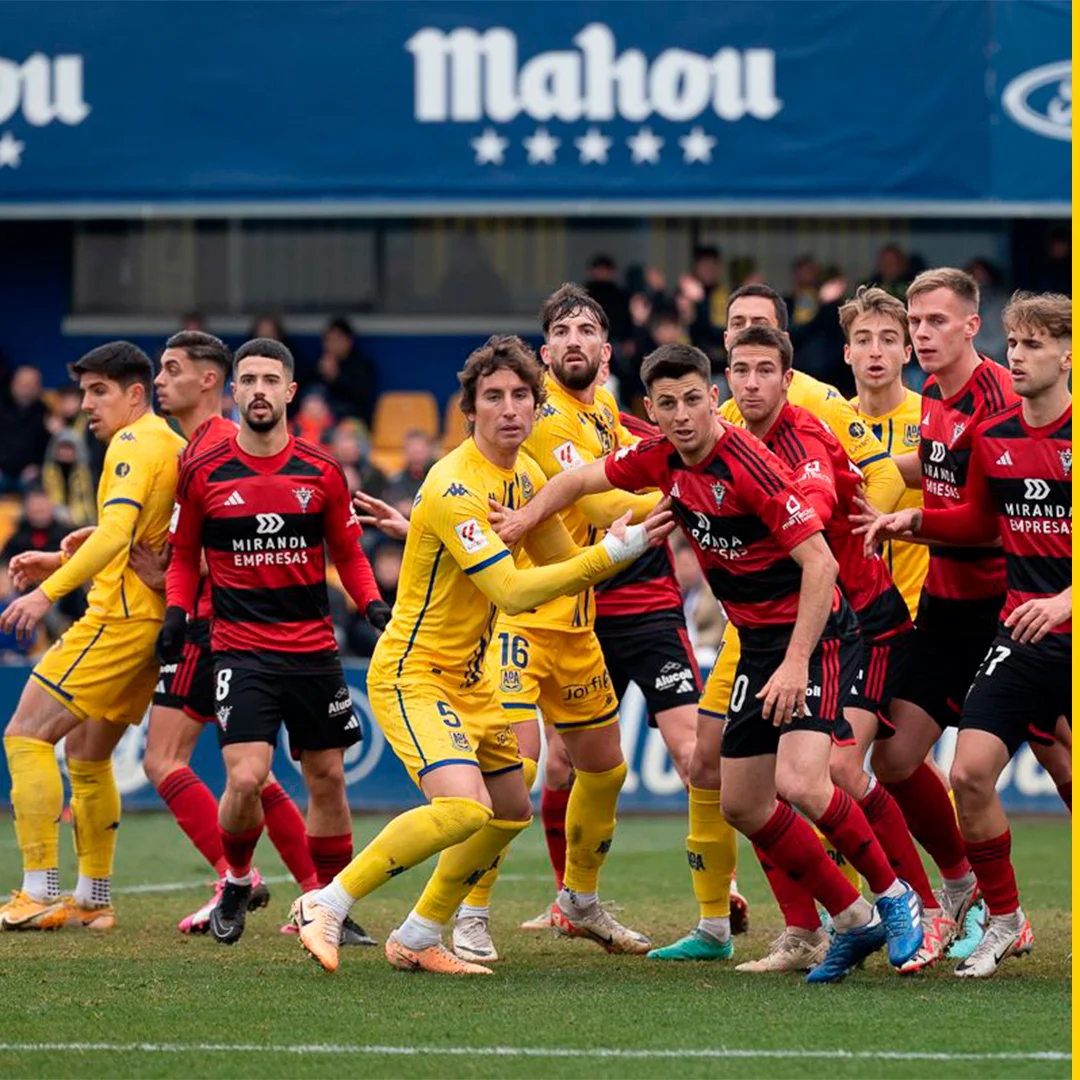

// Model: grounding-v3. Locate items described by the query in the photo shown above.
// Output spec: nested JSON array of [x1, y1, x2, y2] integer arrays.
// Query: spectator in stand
[[0, 561, 34, 662], [330, 422, 387, 501], [622, 295, 687, 416], [786, 255, 822, 329], [44, 382, 104, 491], [585, 255, 632, 348], [0, 366, 50, 493], [787, 267, 851, 394], [1039, 226, 1071, 293], [344, 540, 403, 658], [686, 244, 728, 359], [864, 242, 911, 301], [181, 312, 206, 332], [311, 317, 378, 427], [383, 429, 437, 518], [966, 257, 1009, 363], [291, 390, 335, 446]]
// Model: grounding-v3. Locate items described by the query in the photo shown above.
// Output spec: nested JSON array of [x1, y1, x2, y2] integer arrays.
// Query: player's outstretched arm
[[892, 451, 923, 489], [353, 491, 409, 542]]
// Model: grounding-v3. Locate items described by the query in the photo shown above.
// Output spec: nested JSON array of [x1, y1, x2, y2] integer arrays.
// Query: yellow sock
[[461, 757, 538, 909], [337, 797, 491, 901], [687, 785, 737, 919], [562, 761, 627, 894], [68, 757, 121, 879], [815, 824, 862, 891], [4, 736, 63, 871], [416, 816, 532, 924]]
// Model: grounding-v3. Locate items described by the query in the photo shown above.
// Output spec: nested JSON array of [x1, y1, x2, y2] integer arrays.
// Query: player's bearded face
[[233, 358, 296, 433], [544, 311, 609, 391], [728, 348, 789, 425], [645, 374, 719, 460], [845, 314, 911, 390], [907, 288, 979, 375]]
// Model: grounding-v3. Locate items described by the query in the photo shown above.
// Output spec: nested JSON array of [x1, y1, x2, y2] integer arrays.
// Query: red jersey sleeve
[[166, 460, 206, 614], [604, 436, 670, 493], [919, 431, 999, 545], [790, 441, 838, 525], [323, 461, 382, 609]]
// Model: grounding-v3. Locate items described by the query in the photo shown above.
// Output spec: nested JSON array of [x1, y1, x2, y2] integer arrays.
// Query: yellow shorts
[[368, 671, 521, 786], [699, 621, 741, 720], [31, 616, 160, 726], [492, 625, 619, 732]]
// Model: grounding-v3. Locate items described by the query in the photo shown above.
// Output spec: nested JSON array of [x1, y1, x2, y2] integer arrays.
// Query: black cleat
[[246, 881, 271, 913], [340, 915, 376, 947], [210, 880, 250, 945]]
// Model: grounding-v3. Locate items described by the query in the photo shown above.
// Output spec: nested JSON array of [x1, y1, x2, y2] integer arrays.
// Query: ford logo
[[1002, 60, 1071, 141]]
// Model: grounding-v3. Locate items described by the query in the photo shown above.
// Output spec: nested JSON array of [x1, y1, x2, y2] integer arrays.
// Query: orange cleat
[[0, 890, 67, 931], [61, 896, 116, 930], [385, 933, 493, 975], [290, 892, 343, 973]]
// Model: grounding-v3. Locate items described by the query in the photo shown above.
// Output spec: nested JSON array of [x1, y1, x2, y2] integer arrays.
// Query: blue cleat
[[948, 898, 988, 961], [876, 883, 924, 968], [806, 915, 886, 983]]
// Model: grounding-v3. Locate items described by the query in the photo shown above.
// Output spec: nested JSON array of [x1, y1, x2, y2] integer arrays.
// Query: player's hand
[[0, 587, 51, 643], [1004, 591, 1071, 645], [60, 526, 95, 559], [352, 492, 409, 541], [757, 655, 809, 727], [488, 498, 531, 548], [156, 605, 188, 664], [129, 542, 169, 592], [640, 502, 675, 547], [365, 599, 391, 632], [854, 503, 921, 556], [9, 551, 62, 592]]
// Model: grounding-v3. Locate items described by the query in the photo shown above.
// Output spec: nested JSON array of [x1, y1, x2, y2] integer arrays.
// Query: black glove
[[365, 599, 391, 632], [156, 605, 188, 664]]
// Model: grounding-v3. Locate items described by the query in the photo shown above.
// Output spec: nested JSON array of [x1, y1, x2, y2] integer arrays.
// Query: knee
[[143, 744, 183, 787], [949, 760, 995, 805], [720, 790, 760, 835], [226, 763, 268, 802], [775, 768, 829, 818], [828, 754, 867, 798], [304, 755, 345, 796], [688, 748, 721, 790], [869, 742, 908, 785]]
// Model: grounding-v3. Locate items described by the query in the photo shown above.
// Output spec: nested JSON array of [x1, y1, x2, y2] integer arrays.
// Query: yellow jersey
[[720, 369, 905, 512], [849, 388, 927, 618], [42, 410, 185, 622]]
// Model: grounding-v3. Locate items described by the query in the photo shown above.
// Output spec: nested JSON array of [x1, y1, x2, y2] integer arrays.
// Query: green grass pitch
[[0, 813, 1070, 1079]]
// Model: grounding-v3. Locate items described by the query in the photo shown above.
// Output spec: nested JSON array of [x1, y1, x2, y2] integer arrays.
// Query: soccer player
[[291, 336, 669, 975], [861, 291, 1070, 977], [497, 342, 923, 983], [0, 342, 185, 930], [161, 338, 389, 945]]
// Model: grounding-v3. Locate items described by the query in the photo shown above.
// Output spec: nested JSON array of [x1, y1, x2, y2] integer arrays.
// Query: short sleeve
[[604, 437, 668, 493]]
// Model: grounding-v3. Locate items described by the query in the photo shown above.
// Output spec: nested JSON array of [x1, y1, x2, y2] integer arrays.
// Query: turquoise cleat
[[646, 928, 734, 961], [948, 898, 988, 960]]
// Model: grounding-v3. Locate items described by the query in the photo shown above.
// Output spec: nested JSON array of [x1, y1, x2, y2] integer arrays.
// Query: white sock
[[458, 903, 489, 920], [22, 868, 60, 902], [989, 908, 1023, 929], [942, 869, 976, 894], [225, 870, 252, 888], [559, 887, 597, 911], [697, 916, 731, 943], [394, 909, 444, 951], [873, 879, 906, 902], [73, 874, 110, 907], [313, 879, 354, 920], [832, 896, 876, 933]]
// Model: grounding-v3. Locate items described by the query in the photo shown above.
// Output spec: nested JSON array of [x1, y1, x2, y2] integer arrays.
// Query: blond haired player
[[0, 342, 184, 930]]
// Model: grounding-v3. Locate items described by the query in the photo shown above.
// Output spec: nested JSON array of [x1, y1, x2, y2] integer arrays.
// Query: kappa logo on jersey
[[293, 486, 315, 512], [216, 705, 232, 730], [712, 482, 725, 509], [255, 513, 285, 534], [443, 482, 469, 498], [540, 403, 558, 418], [929, 440, 947, 464], [119, 432, 136, 442], [455, 517, 489, 554], [1059, 448, 1072, 477], [554, 440, 585, 471], [224, 490, 245, 507], [996, 450, 1014, 467], [1024, 478, 1052, 502]]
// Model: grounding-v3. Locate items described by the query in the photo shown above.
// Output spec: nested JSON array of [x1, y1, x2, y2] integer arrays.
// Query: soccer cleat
[[386, 933, 493, 975], [552, 897, 651, 954], [805, 915, 887, 983], [898, 882, 976, 973], [0, 890, 67, 931], [948, 898, 989, 961], [291, 892, 343, 973], [876, 883, 923, 968], [955, 911, 1033, 978], [61, 896, 116, 930], [730, 882, 750, 936], [646, 928, 734, 961], [179, 869, 270, 935], [209, 880, 250, 945], [735, 927, 829, 973], [452, 914, 500, 963], [519, 902, 557, 931], [340, 916, 376, 947]]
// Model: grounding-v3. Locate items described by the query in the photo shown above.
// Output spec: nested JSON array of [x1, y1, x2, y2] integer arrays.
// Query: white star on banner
[[523, 127, 560, 165], [679, 126, 717, 164], [470, 127, 508, 166], [0, 131, 25, 169], [627, 126, 664, 165], [575, 127, 612, 164]]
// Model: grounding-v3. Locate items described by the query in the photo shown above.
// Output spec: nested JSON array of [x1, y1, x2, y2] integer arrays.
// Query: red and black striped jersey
[[764, 403, 910, 640], [167, 434, 380, 663], [179, 414, 238, 623], [920, 401, 1071, 645], [594, 412, 683, 619], [919, 358, 1016, 607], [604, 421, 832, 632]]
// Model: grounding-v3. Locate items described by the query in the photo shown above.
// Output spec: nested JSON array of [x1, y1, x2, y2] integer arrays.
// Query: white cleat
[[452, 914, 500, 963], [955, 911, 1033, 978], [899, 882, 976, 974], [519, 902, 556, 931], [735, 927, 830, 973], [552, 896, 651, 954]]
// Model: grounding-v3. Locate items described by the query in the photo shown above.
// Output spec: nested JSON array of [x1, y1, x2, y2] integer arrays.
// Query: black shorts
[[850, 627, 916, 734], [961, 632, 1071, 758], [213, 654, 361, 758], [721, 608, 861, 760], [596, 611, 701, 726], [896, 594, 1004, 730], [153, 618, 215, 723]]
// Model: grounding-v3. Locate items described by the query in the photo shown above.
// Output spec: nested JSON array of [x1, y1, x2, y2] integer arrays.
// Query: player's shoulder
[[976, 400, 1023, 440], [790, 369, 843, 410], [516, 449, 547, 484], [110, 413, 184, 461], [292, 435, 344, 476], [420, 443, 486, 504], [594, 385, 620, 421], [972, 358, 1014, 414], [717, 397, 742, 424]]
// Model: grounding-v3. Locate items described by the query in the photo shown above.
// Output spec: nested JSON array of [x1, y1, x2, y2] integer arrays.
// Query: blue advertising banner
[[0, 1, 1068, 212], [0, 661, 1064, 816]]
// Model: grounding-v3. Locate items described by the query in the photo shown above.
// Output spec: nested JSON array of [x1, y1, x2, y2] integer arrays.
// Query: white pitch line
[[0, 1043, 1068, 1062], [113, 872, 538, 895]]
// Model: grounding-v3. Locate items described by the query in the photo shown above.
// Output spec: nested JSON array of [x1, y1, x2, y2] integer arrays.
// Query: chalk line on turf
[[113, 873, 537, 895]]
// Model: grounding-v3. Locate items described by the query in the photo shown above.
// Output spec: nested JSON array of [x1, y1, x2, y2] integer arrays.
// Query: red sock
[[748, 802, 860, 918], [753, 842, 821, 931], [307, 833, 354, 888], [884, 762, 971, 879], [815, 787, 895, 895], [966, 829, 1019, 916], [260, 782, 318, 890], [220, 824, 263, 879], [858, 782, 936, 908], [1057, 781, 1071, 813], [540, 785, 570, 889], [158, 767, 227, 876]]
